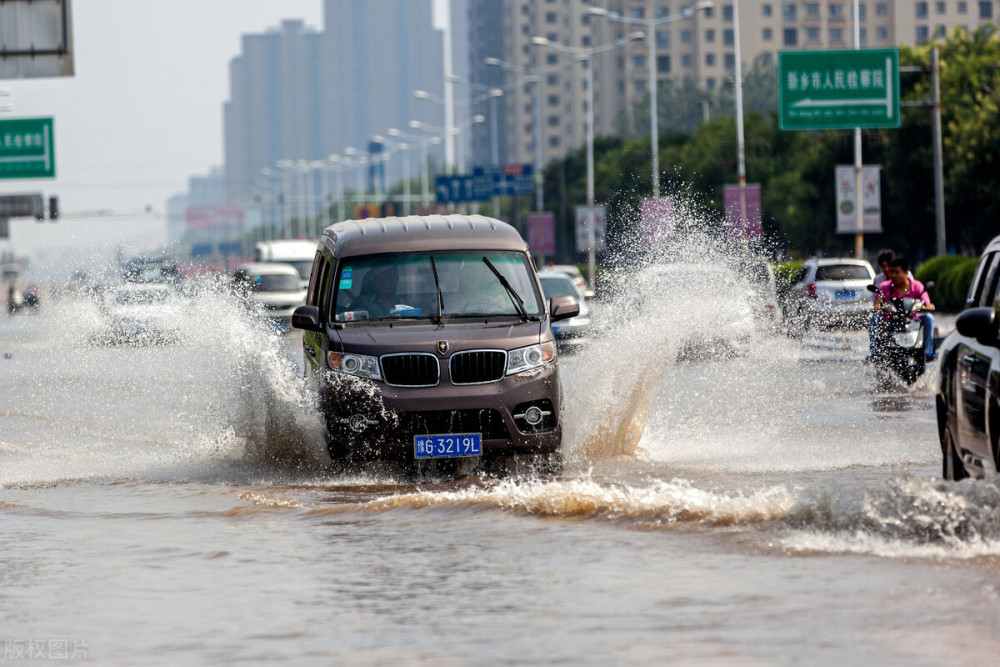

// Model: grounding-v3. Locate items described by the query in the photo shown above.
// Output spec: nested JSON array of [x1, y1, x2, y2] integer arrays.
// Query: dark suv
[[292, 215, 579, 471], [937, 234, 1000, 479]]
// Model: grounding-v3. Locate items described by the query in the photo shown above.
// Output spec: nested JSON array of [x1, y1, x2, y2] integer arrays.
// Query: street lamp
[[400, 124, 443, 209], [589, 1, 713, 198], [533, 31, 645, 290]]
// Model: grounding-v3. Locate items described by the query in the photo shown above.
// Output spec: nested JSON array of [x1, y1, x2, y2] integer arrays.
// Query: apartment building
[[481, 0, 999, 167]]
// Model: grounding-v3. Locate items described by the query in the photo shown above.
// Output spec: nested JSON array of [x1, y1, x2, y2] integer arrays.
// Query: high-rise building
[[488, 0, 1000, 167], [223, 2, 446, 213]]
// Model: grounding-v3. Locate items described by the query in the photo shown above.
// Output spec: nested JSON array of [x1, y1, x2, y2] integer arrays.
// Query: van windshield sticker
[[342, 270, 353, 279], [339, 278, 353, 289]]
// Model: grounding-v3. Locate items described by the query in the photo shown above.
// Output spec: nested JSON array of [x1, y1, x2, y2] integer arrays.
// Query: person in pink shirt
[[874, 257, 936, 361]]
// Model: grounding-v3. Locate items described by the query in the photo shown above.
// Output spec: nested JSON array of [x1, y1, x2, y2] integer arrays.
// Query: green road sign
[[778, 49, 900, 130], [0, 117, 55, 179]]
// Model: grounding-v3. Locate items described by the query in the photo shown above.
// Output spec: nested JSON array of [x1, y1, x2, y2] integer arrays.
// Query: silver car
[[787, 258, 875, 328]]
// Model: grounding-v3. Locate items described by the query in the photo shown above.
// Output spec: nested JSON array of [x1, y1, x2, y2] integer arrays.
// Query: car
[[739, 259, 783, 331], [786, 258, 875, 328], [254, 239, 318, 289], [536, 269, 592, 351], [636, 262, 759, 359], [291, 214, 579, 472], [93, 282, 182, 345], [937, 234, 1000, 480], [545, 263, 593, 298], [233, 262, 307, 331]]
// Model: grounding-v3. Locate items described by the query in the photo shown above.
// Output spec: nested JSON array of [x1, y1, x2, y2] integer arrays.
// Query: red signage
[[527, 212, 556, 254], [184, 205, 244, 230]]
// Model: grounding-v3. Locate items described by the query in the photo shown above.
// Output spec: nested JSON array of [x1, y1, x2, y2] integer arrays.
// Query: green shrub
[[915, 255, 968, 288], [772, 260, 803, 296], [934, 257, 979, 311]]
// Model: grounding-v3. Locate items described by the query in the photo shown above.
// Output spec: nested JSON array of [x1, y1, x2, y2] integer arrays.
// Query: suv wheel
[[942, 425, 968, 481]]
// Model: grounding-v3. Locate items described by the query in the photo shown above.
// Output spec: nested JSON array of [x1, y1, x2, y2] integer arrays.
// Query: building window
[[582, 35, 591, 46], [581, 14, 590, 25], [724, 29, 735, 45], [548, 95, 559, 106], [916, 2, 928, 18], [980, 1, 994, 19], [547, 74, 558, 85], [704, 6, 715, 17], [829, 4, 844, 19], [546, 54, 558, 65], [916, 25, 929, 42], [723, 4, 734, 21], [859, 3, 867, 20], [655, 6, 670, 18], [706, 53, 717, 66], [936, 1, 946, 13], [724, 53, 736, 69], [681, 54, 693, 67], [806, 2, 820, 18], [877, 3, 888, 15], [807, 26, 821, 41], [706, 28, 716, 42], [657, 54, 671, 72], [635, 79, 646, 92], [545, 12, 557, 22], [783, 3, 798, 20], [763, 27, 774, 40], [548, 136, 560, 148], [631, 7, 645, 18], [784, 27, 798, 45], [762, 4, 773, 17], [656, 30, 671, 47], [830, 27, 844, 42], [936, 24, 947, 37], [707, 77, 717, 88], [958, 1, 968, 13], [681, 29, 692, 43], [634, 55, 646, 69], [877, 26, 888, 39], [859, 27, 867, 44], [547, 115, 559, 127]]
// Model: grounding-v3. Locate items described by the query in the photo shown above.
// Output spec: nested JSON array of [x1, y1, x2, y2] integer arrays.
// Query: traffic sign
[[778, 49, 900, 130], [499, 163, 533, 196], [0, 118, 55, 179]]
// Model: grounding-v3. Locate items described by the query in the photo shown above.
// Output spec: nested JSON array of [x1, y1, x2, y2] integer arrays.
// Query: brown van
[[292, 214, 579, 472]]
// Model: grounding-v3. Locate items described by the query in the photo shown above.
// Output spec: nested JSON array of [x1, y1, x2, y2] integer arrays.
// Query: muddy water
[[3, 285, 1000, 665]]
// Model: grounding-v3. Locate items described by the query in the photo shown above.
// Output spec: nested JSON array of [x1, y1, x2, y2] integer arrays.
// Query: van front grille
[[449, 350, 507, 385], [380, 353, 439, 387]]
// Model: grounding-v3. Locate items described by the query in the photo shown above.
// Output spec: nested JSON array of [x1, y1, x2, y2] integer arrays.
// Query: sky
[[1, 0, 326, 272]]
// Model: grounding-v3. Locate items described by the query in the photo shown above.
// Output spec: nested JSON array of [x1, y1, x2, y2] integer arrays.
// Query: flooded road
[[3, 288, 1000, 665]]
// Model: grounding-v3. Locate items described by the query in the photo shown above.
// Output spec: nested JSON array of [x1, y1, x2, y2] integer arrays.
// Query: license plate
[[414, 433, 482, 459], [835, 290, 856, 299]]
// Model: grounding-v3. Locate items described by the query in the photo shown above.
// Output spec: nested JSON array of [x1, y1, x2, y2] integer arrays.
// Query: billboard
[[526, 212, 556, 255], [575, 206, 606, 253], [835, 166, 882, 234], [724, 184, 763, 239], [0, 0, 74, 79], [185, 205, 244, 231]]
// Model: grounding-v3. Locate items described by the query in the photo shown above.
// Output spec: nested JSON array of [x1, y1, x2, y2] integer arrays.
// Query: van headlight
[[506, 341, 556, 375], [328, 351, 382, 380]]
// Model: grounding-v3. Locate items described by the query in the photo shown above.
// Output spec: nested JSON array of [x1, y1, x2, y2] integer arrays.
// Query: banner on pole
[[835, 165, 882, 234]]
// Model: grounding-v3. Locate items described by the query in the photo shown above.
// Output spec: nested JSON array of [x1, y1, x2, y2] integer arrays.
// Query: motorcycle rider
[[873, 257, 936, 361]]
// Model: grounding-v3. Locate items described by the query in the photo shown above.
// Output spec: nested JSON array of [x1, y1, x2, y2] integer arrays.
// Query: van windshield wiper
[[481, 257, 538, 322], [429, 256, 444, 324]]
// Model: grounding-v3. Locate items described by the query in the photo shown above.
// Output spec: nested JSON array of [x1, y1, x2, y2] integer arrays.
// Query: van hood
[[331, 319, 545, 356]]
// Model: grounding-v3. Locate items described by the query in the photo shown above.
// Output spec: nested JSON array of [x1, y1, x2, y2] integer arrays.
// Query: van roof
[[323, 215, 527, 256], [235, 262, 300, 276]]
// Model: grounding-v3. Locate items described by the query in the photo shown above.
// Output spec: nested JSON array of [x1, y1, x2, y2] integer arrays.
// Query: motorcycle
[[866, 281, 934, 386]]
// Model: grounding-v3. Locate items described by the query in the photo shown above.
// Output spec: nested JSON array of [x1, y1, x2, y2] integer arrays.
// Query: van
[[254, 239, 318, 289], [292, 215, 579, 471]]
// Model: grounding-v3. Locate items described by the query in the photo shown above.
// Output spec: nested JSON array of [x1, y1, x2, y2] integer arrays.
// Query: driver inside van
[[350, 266, 399, 318], [458, 265, 513, 315]]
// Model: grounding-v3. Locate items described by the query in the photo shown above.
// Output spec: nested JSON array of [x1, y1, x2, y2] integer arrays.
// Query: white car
[[537, 270, 592, 351], [233, 262, 307, 330], [95, 282, 181, 345], [546, 263, 593, 298], [787, 258, 876, 328]]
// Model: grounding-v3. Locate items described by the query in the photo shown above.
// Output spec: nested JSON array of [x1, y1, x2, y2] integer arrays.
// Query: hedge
[[916, 255, 979, 312]]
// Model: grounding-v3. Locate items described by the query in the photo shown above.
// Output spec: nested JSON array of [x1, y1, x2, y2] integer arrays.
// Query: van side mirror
[[866, 284, 877, 293], [549, 295, 580, 322], [292, 305, 321, 331], [956, 307, 999, 347]]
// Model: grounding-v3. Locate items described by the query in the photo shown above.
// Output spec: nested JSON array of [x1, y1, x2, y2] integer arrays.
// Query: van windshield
[[333, 251, 543, 322]]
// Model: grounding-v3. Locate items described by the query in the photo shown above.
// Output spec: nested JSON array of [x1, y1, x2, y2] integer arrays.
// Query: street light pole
[[533, 32, 644, 290], [589, 2, 713, 198]]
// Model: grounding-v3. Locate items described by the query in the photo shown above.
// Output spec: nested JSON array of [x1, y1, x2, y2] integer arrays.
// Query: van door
[[303, 253, 331, 378]]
